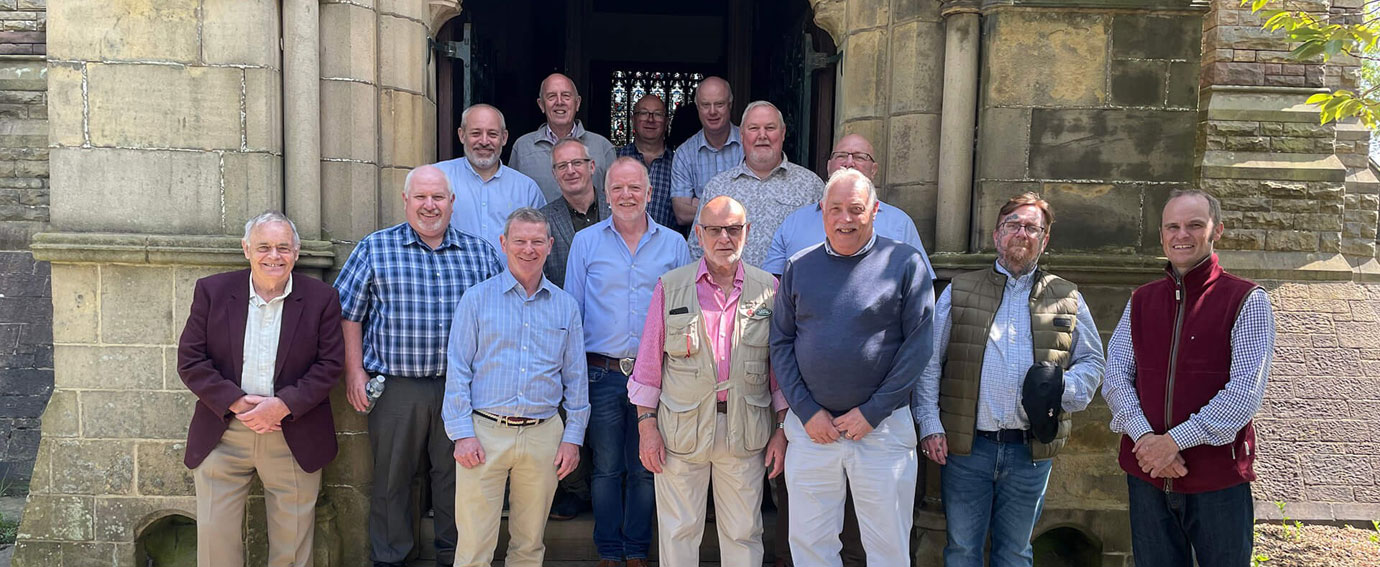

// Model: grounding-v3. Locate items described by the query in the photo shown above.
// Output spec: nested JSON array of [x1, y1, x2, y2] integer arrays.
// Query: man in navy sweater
[[770, 168, 935, 566]]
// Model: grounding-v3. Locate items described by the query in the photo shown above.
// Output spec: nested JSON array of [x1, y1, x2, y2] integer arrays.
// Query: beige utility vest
[[939, 267, 1078, 461], [656, 263, 776, 462]]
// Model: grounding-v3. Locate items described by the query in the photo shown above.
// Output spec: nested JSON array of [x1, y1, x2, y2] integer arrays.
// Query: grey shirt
[[508, 120, 618, 203], [691, 158, 824, 267]]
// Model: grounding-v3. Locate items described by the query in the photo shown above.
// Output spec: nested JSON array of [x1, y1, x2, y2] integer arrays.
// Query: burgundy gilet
[[1120, 254, 1261, 493]]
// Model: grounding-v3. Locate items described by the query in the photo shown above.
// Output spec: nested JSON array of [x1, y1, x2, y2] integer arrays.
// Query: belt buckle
[[618, 357, 635, 376]]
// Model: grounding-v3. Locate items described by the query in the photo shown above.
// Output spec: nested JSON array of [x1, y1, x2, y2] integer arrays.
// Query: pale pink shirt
[[628, 260, 788, 411]]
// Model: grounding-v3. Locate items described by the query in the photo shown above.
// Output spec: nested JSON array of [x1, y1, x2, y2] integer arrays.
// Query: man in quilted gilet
[[628, 195, 789, 567], [1103, 189, 1275, 566], [912, 191, 1106, 567]]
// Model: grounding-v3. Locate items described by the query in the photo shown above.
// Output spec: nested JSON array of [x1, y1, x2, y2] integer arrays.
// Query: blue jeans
[[941, 435, 1053, 567], [586, 366, 654, 560], [1127, 475, 1253, 567]]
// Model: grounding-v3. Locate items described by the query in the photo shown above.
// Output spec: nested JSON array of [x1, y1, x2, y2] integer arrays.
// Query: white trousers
[[655, 412, 767, 567], [784, 407, 917, 567]]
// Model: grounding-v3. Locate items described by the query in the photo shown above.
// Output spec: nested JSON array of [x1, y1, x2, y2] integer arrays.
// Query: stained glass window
[[609, 70, 705, 146]]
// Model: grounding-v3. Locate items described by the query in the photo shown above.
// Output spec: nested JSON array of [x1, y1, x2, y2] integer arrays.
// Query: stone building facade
[[3, 0, 1378, 566]]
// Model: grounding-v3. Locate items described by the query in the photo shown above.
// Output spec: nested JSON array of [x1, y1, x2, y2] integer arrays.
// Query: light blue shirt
[[763, 200, 935, 278], [912, 262, 1105, 438], [443, 269, 590, 445], [670, 126, 743, 200], [564, 215, 693, 358], [435, 157, 547, 263]]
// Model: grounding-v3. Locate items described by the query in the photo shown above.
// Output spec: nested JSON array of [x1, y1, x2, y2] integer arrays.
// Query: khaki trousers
[[194, 421, 321, 567], [454, 414, 563, 567], [655, 412, 767, 567]]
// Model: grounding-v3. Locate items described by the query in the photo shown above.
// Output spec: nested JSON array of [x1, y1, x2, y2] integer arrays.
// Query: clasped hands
[[230, 395, 289, 434], [1134, 433, 1189, 479], [805, 408, 872, 444]]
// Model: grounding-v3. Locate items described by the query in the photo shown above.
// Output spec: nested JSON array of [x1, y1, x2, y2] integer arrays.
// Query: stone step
[[1346, 168, 1380, 195]]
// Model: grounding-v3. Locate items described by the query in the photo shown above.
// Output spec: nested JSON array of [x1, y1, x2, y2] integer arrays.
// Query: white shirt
[[241, 275, 293, 397]]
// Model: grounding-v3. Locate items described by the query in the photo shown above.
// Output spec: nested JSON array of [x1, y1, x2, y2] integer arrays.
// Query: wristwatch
[[637, 412, 657, 423]]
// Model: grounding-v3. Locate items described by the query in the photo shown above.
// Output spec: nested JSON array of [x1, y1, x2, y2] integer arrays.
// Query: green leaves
[[1309, 90, 1380, 128], [1246, 1, 1380, 127]]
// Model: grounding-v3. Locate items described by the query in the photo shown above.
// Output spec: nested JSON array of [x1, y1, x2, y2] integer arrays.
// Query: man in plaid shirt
[[334, 165, 502, 567]]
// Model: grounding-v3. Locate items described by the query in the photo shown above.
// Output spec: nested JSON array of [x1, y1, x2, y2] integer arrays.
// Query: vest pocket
[[658, 394, 710, 457], [744, 360, 769, 385], [663, 313, 701, 374], [741, 316, 770, 347], [737, 391, 773, 454]]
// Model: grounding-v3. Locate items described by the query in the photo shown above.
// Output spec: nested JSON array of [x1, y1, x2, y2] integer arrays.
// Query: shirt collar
[[692, 125, 741, 151], [694, 258, 745, 291], [540, 120, 587, 145], [463, 158, 504, 181], [823, 231, 878, 257], [401, 223, 462, 250], [730, 156, 790, 181], [620, 141, 671, 162], [248, 273, 294, 306], [603, 213, 662, 238], [499, 269, 554, 301], [994, 260, 1038, 287]]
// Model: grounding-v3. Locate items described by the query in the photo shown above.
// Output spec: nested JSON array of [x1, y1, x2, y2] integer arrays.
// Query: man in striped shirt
[[335, 165, 502, 567], [670, 76, 742, 226], [444, 208, 589, 567]]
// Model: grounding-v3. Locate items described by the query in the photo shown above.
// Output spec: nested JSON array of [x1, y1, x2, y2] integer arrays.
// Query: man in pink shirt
[[628, 195, 788, 567]]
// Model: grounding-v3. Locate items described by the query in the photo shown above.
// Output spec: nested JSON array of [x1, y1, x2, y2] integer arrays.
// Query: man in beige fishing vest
[[912, 192, 1106, 567], [628, 195, 789, 567]]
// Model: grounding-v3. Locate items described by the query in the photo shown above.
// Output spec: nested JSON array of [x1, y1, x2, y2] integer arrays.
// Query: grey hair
[[403, 165, 452, 196], [741, 100, 785, 130], [503, 207, 551, 238], [242, 210, 301, 248], [1167, 188, 1222, 226], [459, 103, 507, 132], [604, 156, 650, 189], [823, 168, 877, 208], [552, 137, 592, 163]]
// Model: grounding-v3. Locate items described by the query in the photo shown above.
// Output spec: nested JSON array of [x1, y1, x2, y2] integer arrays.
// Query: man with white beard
[[435, 103, 547, 261]]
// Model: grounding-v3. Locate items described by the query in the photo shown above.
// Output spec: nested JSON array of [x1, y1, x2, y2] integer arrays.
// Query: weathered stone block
[[92, 496, 196, 542], [40, 390, 80, 438], [973, 181, 1039, 248], [322, 432, 371, 486], [47, 0, 198, 63], [1265, 229, 1319, 252], [977, 107, 1030, 180], [892, 0, 941, 22], [172, 267, 228, 349], [87, 64, 242, 150], [1218, 228, 1266, 251], [846, 0, 888, 30], [1291, 213, 1344, 232], [985, 12, 1107, 107], [136, 441, 194, 496], [50, 148, 223, 234], [54, 346, 162, 390], [222, 152, 283, 235], [1042, 183, 1141, 251], [888, 19, 943, 115], [244, 68, 283, 153], [379, 167, 409, 227], [322, 161, 380, 243], [321, 80, 379, 162], [1110, 60, 1165, 107], [378, 90, 434, 168], [80, 390, 194, 439], [1224, 136, 1269, 152], [49, 439, 134, 495], [378, 15, 427, 93], [1203, 62, 1264, 85], [887, 113, 939, 185], [321, 2, 377, 83], [18, 494, 93, 541], [99, 265, 174, 345], [839, 29, 887, 120], [202, 0, 279, 67], [50, 264, 97, 344], [1029, 109, 1196, 182], [1112, 15, 1201, 60], [1167, 62, 1198, 108], [1302, 455, 1373, 486]]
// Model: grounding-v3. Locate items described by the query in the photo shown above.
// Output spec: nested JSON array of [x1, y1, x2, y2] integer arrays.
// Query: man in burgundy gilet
[[1102, 189, 1275, 567]]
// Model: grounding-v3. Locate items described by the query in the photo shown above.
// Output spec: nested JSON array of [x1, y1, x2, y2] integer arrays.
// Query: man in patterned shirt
[[1103, 189, 1275, 567], [670, 76, 742, 226], [912, 192, 1105, 567], [335, 165, 502, 567], [617, 94, 679, 231], [692, 101, 824, 267]]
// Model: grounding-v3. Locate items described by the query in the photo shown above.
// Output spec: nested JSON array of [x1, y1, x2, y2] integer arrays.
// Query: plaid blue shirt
[[335, 223, 502, 378], [670, 126, 743, 200], [618, 142, 678, 230], [1102, 288, 1274, 450]]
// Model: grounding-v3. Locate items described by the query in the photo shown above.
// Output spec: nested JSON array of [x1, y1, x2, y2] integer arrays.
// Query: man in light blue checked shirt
[[670, 76, 742, 227], [912, 192, 1105, 567], [334, 165, 502, 567], [444, 208, 588, 567]]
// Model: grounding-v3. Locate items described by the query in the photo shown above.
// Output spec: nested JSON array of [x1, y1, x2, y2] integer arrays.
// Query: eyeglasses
[[998, 222, 1047, 237], [552, 158, 592, 172], [700, 224, 745, 238], [633, 110, 667, 120], [829, 151, 875, 163]]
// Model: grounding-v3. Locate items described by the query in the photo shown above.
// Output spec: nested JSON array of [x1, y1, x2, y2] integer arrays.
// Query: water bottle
[[360, 375, 386, 414]]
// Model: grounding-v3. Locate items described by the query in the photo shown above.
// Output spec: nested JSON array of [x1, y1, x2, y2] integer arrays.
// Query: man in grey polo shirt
[[510, 72, 618, 203]]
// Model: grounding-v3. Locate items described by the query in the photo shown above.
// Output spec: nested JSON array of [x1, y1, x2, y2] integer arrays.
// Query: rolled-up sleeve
[[1060, 291, 1106, 413]]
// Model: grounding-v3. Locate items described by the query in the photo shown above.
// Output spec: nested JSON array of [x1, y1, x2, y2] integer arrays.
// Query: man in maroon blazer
[[178, 210, 345, 567]]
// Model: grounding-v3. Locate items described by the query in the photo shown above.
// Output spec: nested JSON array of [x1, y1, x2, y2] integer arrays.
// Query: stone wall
[[0, 0, 48, 484]]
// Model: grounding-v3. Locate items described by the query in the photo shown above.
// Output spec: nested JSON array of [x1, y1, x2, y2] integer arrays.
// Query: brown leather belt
[[587, 353, 635, 375], [716, 400, 727, 414], [474, 410, 546, 427]]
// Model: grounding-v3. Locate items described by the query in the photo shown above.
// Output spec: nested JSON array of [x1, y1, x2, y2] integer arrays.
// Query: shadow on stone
[[1032, 525, 1102, 567], [134, 513, 195, 566]]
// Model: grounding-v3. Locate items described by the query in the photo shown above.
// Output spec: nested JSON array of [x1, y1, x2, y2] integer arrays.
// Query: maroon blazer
[[177, 269, 345, 473]]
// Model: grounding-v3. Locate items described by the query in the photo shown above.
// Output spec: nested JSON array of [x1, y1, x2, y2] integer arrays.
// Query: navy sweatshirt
[[770, 236, 935, 427]]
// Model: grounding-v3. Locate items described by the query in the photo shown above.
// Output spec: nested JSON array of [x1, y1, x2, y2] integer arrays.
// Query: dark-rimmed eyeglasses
[[998, 221, 1046, 237], [700, 224, 746, 238], [829, 151, 875, 163], [552, 158, 592, 172]]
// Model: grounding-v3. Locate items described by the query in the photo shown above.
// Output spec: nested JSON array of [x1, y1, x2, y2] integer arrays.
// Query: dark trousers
[[587, 366, 655, 560], [772, 471, 867, 566], [367, 376, 457, 566], [1127, 475, 1254, 567]]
